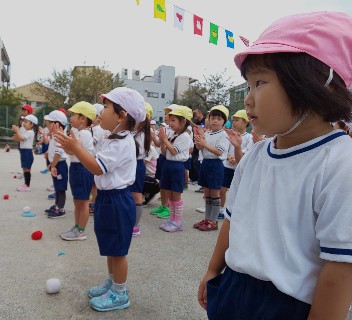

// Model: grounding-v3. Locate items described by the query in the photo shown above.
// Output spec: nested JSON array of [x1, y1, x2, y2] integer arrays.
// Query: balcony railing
[[1, 67, 10, 83], [1, 47, 10, 65]]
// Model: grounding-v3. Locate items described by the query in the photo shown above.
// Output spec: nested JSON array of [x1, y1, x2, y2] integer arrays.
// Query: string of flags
[[136, 0, 250, 49]]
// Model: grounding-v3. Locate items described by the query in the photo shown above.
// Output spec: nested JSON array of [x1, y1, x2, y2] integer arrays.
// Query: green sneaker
[[150, 205, 165, 215], [157, 207, 170, 219]]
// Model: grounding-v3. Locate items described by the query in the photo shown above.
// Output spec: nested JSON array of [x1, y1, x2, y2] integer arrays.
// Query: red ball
[[3, 194, 9, 200], [31, 230, 43, 240]]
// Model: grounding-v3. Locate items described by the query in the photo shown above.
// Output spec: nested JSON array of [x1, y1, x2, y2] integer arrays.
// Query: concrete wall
[[123, 65, 175, 122]]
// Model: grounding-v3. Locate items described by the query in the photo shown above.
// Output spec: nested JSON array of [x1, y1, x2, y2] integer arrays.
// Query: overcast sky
[[0, 0, 351, 88]]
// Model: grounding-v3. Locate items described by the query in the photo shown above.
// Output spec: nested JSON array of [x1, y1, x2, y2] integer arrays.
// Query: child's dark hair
[[241, 53, 352, 123], [169, 115, 191, 143], [336, 120, 350, 134], [209, 110, 227, 124], [78, 114, 93, 136], [53, 122, 66, 131], [103, 98, 138, 156], [135, 119, 151, 157]]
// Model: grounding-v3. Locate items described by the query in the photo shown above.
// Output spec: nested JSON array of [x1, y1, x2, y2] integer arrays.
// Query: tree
[[176, 84, 207, 113], [175, 69, 234, 113], [0, 87, 23, 136], [69, 66, 114, 104], [113, 73, 125, 88], [36, 67, 125, 108], [202, 69, 234, 109], [37, 69, 71, 109]]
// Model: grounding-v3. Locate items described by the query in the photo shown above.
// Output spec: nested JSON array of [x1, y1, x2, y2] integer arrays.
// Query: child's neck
[[275, 117, 333, 149], [237, 128, 246, 135]]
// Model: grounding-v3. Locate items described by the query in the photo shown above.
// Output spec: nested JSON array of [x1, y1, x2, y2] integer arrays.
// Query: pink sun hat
[[234, 11, 352, 88]]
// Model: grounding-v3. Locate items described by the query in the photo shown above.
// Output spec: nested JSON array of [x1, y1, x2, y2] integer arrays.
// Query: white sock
[[113, 281, 127, 294]]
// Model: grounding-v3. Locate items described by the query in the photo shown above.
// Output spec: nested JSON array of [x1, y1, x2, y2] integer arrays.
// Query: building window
[[147, 92, 159, 98], [161, 93, 165, 99]]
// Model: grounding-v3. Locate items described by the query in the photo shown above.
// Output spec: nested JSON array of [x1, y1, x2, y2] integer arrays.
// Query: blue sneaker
[[88, 279, 112, 298], [40, 168, 49, 174], [218, 213, 225, 219], [48, 193, 56, 200], [90, 289, 130, 311]]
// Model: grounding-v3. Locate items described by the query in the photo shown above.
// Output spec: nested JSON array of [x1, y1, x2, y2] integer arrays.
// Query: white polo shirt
[[224, 132, 254, 169], [95, 131, 136, 190], [225, 130, 352, 304], [19, 127, 34, 149], [166, 132, 192, 162], [201, 129, 229, 161], [69, 128, 94, 163], [48, 138, 67, 163]]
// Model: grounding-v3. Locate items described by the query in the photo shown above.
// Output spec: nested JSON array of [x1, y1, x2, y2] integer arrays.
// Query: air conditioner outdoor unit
[[121, 68, 128, 79], [132, 69, 141, 80]]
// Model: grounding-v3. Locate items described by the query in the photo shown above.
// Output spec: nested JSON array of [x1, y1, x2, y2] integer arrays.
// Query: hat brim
[[234, 43, 303, 70]]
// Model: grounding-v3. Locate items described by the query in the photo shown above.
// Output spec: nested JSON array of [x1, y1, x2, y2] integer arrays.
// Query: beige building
[[13, 82, 51, 110]]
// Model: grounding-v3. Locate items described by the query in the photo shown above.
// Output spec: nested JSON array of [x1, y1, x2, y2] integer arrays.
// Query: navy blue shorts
[[42, 143, 49, 153], [198, 159, 224, 190], [160, 160, 185, 193], [155, 154, 166, 180], [183, 158, 192, 170], [69, 162, 94, 200], [129, 159, 146, 193], [222, 167, 235, 188], [52, 161, 68, 191], [207, 267, 311, 320], [20, 149, 34, 169], [94, 188, 136, 256]]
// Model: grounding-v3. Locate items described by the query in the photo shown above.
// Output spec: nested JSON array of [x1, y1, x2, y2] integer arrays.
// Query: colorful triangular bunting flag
[[174, 6, 185, 31], [136, 0, 140, 5], [193, 15, 203, 36], [209, 23, 219, 45], [154, 0, 166, 21], [225, 30, 234, 49], [239, 35, 250, 47]]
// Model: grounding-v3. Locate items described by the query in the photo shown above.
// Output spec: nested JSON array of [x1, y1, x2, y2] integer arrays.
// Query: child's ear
[[119, 110, 128, 118]]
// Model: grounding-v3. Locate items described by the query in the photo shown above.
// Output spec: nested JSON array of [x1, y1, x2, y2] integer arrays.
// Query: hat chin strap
[[111, 123, 121, 134], [277, 112, 308, 137], [277, 69, 333, 138]]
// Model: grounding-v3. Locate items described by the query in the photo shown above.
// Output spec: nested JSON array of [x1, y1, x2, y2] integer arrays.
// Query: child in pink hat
[[199, 11, 352, 320]]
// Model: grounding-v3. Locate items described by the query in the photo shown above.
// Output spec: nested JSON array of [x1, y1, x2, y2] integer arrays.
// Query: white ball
[[46, 278, 62, 294], [23, 206, 31, 213]]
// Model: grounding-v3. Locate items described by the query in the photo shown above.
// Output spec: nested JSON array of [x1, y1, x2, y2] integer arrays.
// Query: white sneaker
[[47, 185, 54, 192], [17, 184, 31, 192], [196, 207, 205, 213]]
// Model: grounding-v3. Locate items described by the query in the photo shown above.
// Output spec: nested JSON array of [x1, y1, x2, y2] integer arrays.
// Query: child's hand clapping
[[225, 129, 242, 148], [54, 129, 79, 155], [158, 126, 167, 142]]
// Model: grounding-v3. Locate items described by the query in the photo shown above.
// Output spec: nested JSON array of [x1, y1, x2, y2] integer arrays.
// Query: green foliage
[[0, 87, 23, 136], [175, 69, 234, 113], [37, 67, 125, 108]]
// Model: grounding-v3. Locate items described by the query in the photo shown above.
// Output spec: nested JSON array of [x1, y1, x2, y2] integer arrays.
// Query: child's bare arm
[[308, 261, 352, 320], [198, 219, 230, 310]]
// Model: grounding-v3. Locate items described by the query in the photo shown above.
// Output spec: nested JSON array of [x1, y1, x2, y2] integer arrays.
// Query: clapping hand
[[225, 129, 242, 148], [54, 129, 79, 155]]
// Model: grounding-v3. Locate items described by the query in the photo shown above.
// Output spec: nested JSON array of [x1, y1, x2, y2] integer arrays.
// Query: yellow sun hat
[[68, 101, 96, 121], [164, 104, 178, 112], [145, 102, 153, 119], [210, 105, 229, 121], [168, 105, 193, 121], [232, 109, 249, 122]]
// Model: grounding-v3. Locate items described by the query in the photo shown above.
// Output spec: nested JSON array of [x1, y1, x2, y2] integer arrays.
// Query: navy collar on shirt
[[267, 131, 347, 159]]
